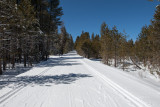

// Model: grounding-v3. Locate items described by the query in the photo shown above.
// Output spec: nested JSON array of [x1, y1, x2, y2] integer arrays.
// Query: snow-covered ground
[[0, 51, 160, 107]]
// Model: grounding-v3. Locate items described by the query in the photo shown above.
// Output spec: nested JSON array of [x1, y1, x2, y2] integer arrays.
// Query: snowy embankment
[[0, 51, 160, 107]]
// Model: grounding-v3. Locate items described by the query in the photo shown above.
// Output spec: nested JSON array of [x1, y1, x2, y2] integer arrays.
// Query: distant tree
[[64, 34, 74, 54], [68, 35, 74, 51], [74, 36, 80, 50], [75, 32, 89, 56], [91, 34, 101, 58], [81, 40, 92, 58], [58, 26, 74, 55], [59, 26, 68, 54], [126, 39, 134, 57], [75, 32, 93, 58], [100, 22, 113, 65]]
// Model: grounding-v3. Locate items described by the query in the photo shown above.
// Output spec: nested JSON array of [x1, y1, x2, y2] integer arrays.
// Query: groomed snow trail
[[0, 51, 160, 107]]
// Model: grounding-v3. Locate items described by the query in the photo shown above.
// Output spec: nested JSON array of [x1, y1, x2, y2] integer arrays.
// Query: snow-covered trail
[[0, 51, 160, 107]]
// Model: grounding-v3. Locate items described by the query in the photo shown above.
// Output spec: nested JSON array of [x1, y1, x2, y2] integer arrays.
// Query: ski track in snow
[[0, 67, 52, 106], [80, 59, 150, 107], [0, 51, 160, 107]]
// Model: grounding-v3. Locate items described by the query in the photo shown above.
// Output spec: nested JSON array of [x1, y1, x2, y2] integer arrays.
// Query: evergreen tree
[[18, 0, 40, 66], [111, 26, 121, 67], [100, 22, 113, 65], [151, 5, 160, 67], [126, 39, 135, 63], [0, 0, 16, 71], [119, 34, 127, 70], [59, 26, 68, 54], [91, 34, 101, 58], [81, 39, 92, 58], [0, 0, 63, 75], [135, 26, 151, 66], [58, 26, 74, 55], [75, 32, 90, 57]]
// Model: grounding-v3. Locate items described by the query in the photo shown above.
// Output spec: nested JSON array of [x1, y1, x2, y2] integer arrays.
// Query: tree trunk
[[107, 54, 109, 65], [130, 57, 142, 69], [45, 53, 48, 61], [143, 58, 146, 67], [0, 59, 2, 75], [114, 45, 117, 67], [122, 58, 125, 71], [3, 57, 6, 70], [24, 54, 27, 67], [114, 55, 117, 67], [87, 52, 89, 59], [28, 57, 32, 67], [12, 55, 15, 69], [19, 52, 22, 63]]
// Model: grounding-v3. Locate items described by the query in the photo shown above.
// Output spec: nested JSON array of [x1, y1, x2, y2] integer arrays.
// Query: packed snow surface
[[0, 51, 160, 107]]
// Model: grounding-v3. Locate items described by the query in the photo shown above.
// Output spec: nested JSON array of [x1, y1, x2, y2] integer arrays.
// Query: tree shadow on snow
[[0, 51, 84, 88], [36, 56, 83, 68], [1, 73, 92, 88], [0, 67, 33, 89]]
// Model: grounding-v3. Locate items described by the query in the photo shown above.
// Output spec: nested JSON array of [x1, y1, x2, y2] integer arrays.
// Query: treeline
[[0, 0, 73, 74], [74, 32, 101, 59], [75, 26, 128, 70], [56, 26, 74, 55], [75, 5, 160, 73]]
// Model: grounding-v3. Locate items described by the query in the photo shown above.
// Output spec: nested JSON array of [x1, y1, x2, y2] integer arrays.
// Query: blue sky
[[60, 0, 159, 41]]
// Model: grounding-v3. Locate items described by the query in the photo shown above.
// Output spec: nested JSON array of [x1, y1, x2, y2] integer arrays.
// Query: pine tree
[[81, 39, 92, 58], [64, 34, 74, 53], [151, 5, 160, 67], [59, 26, 68, 54], [135, 26, 151, 66], [74, 36, 80, 51], [0, 0, 64, 75], [74, 32, 92, 58], [100, 22, 113, 65], [69, 35, 74, 51], [0, 0, 16, 71], [91, 34, 101, 58], [127, 39, 134, 57], [18, 0, 40, 66], [119, 34, 127, 70], [30, 0, 63, 60], [111, 26, 122, 67]]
